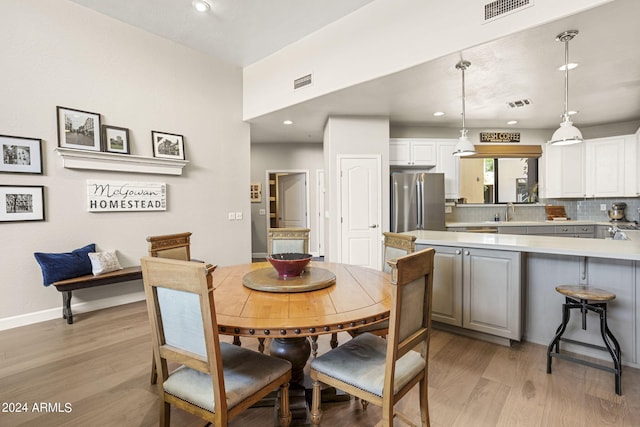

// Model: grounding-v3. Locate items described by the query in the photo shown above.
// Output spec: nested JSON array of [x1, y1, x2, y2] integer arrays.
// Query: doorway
[[266, 170, 309, 229]]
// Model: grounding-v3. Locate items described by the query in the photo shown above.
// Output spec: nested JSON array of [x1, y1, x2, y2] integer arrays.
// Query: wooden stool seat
[[547, 284, 622, 395], [555, 285, 616, 302]]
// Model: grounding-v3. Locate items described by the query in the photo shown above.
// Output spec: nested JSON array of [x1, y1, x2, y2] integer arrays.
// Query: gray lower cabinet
[[420, 244, 523, 341], [497, 224, 595, 238]]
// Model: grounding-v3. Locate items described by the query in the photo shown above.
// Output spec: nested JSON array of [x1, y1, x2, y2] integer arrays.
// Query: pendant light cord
[[563, 36, 569, 121], [461, 63, 466, 130]]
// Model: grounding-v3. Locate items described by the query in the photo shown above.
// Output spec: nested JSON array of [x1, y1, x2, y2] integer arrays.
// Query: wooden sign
[[480, 132, 520, 143], [87, 180, 166, 212]]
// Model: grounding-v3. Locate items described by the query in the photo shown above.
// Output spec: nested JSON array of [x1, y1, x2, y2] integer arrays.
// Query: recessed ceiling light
[[283, 120, 293, 125], [433, 111, 445, 117], [507, 120, 518, 125], [558, 63, 578, 71], [192, 0, 212, 12]]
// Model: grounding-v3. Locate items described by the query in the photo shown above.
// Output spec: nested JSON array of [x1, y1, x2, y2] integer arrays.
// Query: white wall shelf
[[55, 148, 189, 175]]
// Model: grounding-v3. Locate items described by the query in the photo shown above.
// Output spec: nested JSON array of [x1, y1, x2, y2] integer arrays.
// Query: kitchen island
[[404, 230, 640, 368]]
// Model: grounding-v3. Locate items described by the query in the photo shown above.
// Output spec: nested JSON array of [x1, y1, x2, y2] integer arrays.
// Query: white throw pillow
[[88, 251, 123, 276]]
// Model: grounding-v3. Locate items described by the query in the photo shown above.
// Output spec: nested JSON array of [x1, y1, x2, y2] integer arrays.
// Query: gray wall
[[0, 0, 251, 328], [250, 143, 324, 256]]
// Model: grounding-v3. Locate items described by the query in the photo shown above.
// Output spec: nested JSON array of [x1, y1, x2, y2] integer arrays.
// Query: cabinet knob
[[464, 251, 470, 256], [455, 249, 461, 255]]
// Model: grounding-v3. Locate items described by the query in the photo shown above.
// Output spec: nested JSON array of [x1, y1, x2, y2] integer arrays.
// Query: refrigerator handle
[[416, 176, 423, 229]]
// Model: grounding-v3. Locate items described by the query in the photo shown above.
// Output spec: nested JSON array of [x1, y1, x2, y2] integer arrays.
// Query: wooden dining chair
[[148, 232, 195, 384], [346, 232, 417, 338], [381, 232, 417, 273], [141, 256, 292, 427], [309, 248, 435, 427], [147, 232, 192, 260], [267, 227, 310, 255]]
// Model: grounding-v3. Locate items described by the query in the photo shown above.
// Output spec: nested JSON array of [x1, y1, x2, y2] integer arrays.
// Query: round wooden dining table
[[212, 260, 392, 384]]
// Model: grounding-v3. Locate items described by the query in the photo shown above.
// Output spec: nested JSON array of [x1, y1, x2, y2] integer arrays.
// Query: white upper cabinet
[[585, 136, 626, 197], [389, 139, 436, 166], [434, 140, 460, 200], [543, 134, 637, 198], [544, 142, 585, 198]]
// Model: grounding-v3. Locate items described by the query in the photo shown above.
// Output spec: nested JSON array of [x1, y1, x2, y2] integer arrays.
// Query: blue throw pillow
[[34, 244, 96, 286]]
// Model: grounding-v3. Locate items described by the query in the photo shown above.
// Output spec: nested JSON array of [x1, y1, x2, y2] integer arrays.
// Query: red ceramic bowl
[[267, 253, 312, 278]]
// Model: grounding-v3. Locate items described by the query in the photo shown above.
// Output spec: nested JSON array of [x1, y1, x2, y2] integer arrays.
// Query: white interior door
[[339, 156, 381, 269], [277, 173, 307, 227], [316, 169, 325, 257]]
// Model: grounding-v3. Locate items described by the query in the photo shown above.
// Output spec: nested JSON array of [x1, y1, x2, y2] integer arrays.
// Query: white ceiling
[[69, 0, 640, 143]]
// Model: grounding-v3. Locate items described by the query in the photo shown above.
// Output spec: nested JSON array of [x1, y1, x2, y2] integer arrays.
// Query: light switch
[[228, 212, 235, 220], [259, 209, 266, 216], [235, 212, 243, 220]]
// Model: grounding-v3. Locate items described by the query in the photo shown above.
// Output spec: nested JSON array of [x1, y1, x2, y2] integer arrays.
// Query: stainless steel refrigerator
[[391, 172, 445, 232]]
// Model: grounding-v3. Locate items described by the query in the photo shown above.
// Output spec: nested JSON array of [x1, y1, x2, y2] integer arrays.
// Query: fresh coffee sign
[[87, 180, 166, 212], [480, 132, 521, 143]]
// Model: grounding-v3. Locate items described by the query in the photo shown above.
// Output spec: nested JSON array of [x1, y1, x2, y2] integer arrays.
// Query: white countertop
[[446, 220, 607, 228], [405, 230, 640, 261]]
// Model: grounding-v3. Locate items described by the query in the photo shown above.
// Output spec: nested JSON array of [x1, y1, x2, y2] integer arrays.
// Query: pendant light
[[548, 30, 583, 145], [452, 60, 476, 156]]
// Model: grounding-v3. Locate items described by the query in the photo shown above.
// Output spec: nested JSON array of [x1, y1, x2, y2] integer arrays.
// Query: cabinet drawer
[[527, 226, 555, 235], [575, 225, 595, 234], [498, 226, 527, 235], [554, 225, 575, 234]]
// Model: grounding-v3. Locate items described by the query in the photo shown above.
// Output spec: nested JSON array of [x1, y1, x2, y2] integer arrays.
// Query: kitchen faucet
[[505, 202, 515, 222]]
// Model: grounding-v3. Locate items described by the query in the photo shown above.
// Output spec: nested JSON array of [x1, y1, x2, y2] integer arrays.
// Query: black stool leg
[[597, 303, 622, 395], [547, 299, 571, 373]]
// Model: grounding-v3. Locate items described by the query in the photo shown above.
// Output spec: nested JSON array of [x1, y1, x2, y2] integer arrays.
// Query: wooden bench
[[52, 266, 142, 324]]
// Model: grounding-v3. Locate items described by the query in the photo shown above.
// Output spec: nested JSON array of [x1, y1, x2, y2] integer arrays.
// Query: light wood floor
[[1, 301, 638, 427]]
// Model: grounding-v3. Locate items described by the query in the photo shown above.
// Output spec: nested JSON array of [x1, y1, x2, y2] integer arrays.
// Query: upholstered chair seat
[[163, 342, 292, 412], [310, 333, 425, 397]]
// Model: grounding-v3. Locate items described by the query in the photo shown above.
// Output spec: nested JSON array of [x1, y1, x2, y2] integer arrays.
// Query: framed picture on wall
[[250, 183, 262, 202], [0, 135, 43, 174], [101, 125, 130, 154], [56, 106, 101, 151], [0, 185, 45, 222], [151, 131, 185, 160]]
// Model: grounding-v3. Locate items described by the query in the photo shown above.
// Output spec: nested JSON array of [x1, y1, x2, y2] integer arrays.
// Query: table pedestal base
[[268, 337, 351, 426], [270, 337, 311, 387], [270, 337, 312, 426]]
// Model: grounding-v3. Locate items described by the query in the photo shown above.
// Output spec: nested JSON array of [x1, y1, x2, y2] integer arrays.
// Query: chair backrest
[[147, 232, 192, 260], [267, 228, 310, 255], [382, 232, 416, 273], [384, 248, 435, 398], [140, 257, 225, 413]]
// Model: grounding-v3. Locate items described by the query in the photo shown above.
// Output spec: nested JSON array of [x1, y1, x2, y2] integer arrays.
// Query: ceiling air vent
[[507, 98, 533, 108], [293, 73, 312, 90], [484, 0, 533, 22]]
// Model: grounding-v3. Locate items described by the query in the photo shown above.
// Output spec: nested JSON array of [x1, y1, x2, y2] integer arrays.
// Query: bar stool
[[546, 285, 622, 395]]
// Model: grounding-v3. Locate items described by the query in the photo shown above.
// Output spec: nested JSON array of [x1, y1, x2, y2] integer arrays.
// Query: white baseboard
[[0, 291, 146, 331]]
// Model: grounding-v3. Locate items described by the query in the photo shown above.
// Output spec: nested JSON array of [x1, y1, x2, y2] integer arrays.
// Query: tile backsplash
[[449, 197, 640, 223]]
